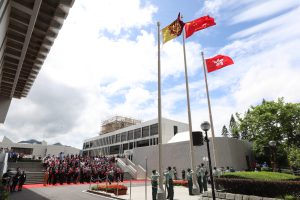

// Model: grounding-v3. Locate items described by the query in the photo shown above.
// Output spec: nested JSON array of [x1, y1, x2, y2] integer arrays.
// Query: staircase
[[116, 158, 146, 180], [7, 161, 45, 184]]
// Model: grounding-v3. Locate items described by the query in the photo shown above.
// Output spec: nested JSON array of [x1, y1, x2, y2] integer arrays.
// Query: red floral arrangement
[[97, 184, 128, 191], [173, 180, 188, 187]]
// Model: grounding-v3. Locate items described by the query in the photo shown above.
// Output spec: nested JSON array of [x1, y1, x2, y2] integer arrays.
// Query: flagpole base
[[157, 188, 165, 200]]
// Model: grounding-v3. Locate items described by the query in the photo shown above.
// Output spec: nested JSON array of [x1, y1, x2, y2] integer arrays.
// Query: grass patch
[[222, 171, 299, 181]]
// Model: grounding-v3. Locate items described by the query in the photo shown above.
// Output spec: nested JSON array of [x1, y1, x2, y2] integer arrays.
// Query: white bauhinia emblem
[[213, 58, 224, 66]]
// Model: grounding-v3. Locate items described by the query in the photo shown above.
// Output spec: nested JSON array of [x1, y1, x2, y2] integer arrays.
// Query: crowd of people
[[1, 168, 27, 192], [42, 154, 124, 185]]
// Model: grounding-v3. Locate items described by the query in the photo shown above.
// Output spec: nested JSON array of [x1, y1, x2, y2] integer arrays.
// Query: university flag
[[205, 54, 234, 73], [162, 13, 185, 44], [185, 15, 216, 38]]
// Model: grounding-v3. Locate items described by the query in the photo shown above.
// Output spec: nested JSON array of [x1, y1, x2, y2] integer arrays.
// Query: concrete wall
[[132, 137, 253, 177], [161, 119, 188, 144]]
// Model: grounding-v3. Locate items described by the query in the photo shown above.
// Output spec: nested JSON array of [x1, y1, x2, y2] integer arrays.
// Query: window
[[174, 126, 178, 135], [134, 128, 141, 139], [121, 132, 127, 142], [111, 135, 115, 144], [109, 145, 120, 155], [116, 134, 121, 143], [129, 142, 134, 149], [142, 126, 149, 137], [123, 143, 128, 150], [150, 123, 158, 136], [128, 130, 134, 140], [137, 140, 149, 147]]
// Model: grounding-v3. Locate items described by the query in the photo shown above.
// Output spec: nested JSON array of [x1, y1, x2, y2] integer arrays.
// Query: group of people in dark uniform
[[43, 154, 124, 185], [151, 163, 208, 200], [1, 167, 27, 192]]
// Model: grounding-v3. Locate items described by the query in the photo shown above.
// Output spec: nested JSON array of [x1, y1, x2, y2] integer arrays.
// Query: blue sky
[[1, 0, 300, 148]]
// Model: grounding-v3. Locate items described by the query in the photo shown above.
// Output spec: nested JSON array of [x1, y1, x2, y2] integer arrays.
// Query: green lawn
[[222, 171, 299, 181]]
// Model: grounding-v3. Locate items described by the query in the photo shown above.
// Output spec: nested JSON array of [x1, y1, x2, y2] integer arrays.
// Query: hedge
[[215, 178, 300, 198]]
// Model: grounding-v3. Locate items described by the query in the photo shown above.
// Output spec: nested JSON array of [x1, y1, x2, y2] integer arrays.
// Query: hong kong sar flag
[[205, 55, 234, 73]]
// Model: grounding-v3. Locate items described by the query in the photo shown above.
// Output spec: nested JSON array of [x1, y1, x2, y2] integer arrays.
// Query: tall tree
[[221, 125, 229, 137], [229, 114, 239, 139], [236, 98, 300, 164]]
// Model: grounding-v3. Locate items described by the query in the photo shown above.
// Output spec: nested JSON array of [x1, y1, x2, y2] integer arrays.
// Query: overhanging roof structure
[[0, 0, 74, 123]]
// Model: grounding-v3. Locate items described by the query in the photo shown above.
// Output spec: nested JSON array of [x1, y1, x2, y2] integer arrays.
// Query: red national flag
[[205, 55, 234, 73], [185, 15, 216, 38]]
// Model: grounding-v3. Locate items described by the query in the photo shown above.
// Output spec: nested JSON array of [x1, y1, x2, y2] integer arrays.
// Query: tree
[[236, 98, 300, 166], [221, 125, 229, 137], [229, 114, 239, 139], [287, 146, 300, 169]]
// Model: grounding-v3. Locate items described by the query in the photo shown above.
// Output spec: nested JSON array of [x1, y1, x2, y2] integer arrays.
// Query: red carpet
[[24, 180, 150, 189]]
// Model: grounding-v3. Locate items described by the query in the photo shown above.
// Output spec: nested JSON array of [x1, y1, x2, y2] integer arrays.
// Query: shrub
[[223, 171, 298, 181], [92, 184, 128, 192], [173, 180, 188, 187], [215, 178, 300, 198]]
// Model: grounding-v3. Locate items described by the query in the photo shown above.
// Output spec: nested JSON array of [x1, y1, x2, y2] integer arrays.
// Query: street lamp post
[[268, 140, 277, 172], [201, 121, 216, 200]]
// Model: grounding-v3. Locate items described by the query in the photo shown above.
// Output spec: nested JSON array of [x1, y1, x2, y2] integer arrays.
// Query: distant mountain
[[53, 142, 63, 146], [18, 139, 42, 144]]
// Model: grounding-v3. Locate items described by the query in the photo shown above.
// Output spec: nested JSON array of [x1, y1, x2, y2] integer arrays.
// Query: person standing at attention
[[187, 168, 194, 195], [164, 166, 174, 200], [151, 170, 160, 200]]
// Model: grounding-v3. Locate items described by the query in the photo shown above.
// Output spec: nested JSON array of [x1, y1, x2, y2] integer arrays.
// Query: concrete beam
[[10, 0, 42, 98], [0, 95, 11, 123]]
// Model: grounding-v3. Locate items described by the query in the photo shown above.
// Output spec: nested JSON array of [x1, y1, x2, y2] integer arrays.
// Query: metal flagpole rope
[[201, 51, 217, 167], [182, 31, 199, 195], [157, 21, 165, 200]]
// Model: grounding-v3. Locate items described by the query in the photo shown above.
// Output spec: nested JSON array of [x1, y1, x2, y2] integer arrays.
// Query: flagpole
[[157, 21, 165, 200], [201, 51, 217, 167], [182, 31, 199, 194]]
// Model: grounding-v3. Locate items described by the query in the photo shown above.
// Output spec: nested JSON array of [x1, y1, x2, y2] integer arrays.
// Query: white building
[[0, 136, 80, 159], [83, 117, 253, 172], [82, 118, 189, 156]]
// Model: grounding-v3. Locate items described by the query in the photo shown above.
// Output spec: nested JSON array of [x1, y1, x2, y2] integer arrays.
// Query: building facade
[[0, 136, 80, 159], [82, 118, 189, 156]]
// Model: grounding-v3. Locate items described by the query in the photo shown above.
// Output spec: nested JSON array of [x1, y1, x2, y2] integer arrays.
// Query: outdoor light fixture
[[201, 121, 210, 132], [201, 121, 216, 200], [269, 140, 276, 147]]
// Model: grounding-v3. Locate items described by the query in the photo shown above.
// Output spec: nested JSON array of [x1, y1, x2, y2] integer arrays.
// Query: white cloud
[[231, 0, 300, 24], [230, 6, 300, 39]]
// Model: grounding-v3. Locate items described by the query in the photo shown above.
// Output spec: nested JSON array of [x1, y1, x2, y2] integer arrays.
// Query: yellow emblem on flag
[[162, 13, 185, 44]]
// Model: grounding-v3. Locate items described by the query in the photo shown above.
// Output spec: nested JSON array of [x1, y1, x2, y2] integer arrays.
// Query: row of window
[[83, 138, 159, 156], [83, 124, 158, 149]]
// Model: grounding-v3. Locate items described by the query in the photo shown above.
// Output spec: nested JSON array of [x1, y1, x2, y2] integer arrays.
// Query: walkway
[[9, 181, 206, 200]]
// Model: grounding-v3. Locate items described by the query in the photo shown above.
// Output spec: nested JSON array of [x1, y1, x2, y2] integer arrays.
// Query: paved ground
[[9, 182, 206, 200]]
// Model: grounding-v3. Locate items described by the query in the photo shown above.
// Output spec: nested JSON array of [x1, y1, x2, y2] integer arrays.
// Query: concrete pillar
[[0, 95, 12, 123]]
